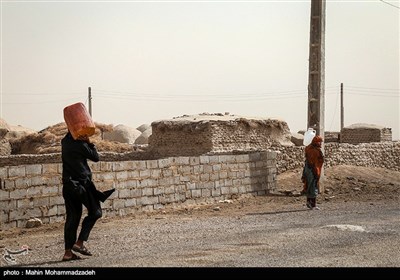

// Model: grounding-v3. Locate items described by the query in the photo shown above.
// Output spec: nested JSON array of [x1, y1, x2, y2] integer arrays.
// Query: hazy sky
[[1, 0, 399, 139]]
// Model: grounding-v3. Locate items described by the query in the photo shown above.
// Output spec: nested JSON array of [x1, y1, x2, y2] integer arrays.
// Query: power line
[[2, 92, 84, 96], [346, 85, 399, 92], [93, 90, 397, 101], [94, 93, 306, 102], [380, 0, 400, 9], [95, 88, 309, 97], [1, 85, 397, 106], [328, 87, 340, 131], [346, 92, 399, 98], [3, 97, 80, 105]]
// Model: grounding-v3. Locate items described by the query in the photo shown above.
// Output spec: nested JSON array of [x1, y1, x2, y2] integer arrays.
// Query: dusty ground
[[152, 164, 400, 219], [0, 165, 398, 242], [0, 165, 399, 268]]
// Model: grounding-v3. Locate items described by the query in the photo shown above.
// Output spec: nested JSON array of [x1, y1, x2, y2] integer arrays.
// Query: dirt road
[[0, 165, 399, 270]]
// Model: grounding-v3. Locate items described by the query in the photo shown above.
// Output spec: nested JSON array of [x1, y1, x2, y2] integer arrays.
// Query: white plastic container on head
[[303, 128, 316, 146]]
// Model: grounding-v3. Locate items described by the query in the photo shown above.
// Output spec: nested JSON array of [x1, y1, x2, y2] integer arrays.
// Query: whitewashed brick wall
[[0, 152, 277, 230]]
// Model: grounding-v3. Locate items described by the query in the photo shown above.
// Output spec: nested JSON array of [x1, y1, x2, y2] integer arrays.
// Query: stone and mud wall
[[272, 141, 399, 174], [1, 141, 398, 230], [340, 124, 392, 144], [149, 115, 293, 157]]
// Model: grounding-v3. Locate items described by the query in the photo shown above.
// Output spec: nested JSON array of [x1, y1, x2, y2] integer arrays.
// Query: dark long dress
[[61, 132, 114, 250]]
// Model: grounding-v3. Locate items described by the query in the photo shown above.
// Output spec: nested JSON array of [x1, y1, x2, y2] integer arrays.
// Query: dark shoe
[[306, 202, 312, 209], [62, 253, 81, 261], [72, 244, 92, 256]]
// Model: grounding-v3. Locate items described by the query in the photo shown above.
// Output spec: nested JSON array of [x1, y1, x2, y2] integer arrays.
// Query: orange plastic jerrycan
[[63, 102, 95, 140]]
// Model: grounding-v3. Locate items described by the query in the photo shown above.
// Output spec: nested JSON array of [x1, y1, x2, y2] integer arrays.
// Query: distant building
[[340, 123, 392, 144], [149, 113, 293, 157]]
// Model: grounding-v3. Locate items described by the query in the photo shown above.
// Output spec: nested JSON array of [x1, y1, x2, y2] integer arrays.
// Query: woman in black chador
[[61, 131, 114, 261]]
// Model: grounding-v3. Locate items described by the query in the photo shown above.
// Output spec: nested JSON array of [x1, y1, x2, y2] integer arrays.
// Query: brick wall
[[0, 152, 277, 230]]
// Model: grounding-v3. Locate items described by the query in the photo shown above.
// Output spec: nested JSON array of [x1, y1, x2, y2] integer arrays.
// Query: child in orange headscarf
[[301, 135, 324, 209]]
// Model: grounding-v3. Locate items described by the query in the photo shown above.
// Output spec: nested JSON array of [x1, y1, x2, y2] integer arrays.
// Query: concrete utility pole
[[307, 0, 326, 138], [88, 87, 92, 117], [307, 0, 326, 192]]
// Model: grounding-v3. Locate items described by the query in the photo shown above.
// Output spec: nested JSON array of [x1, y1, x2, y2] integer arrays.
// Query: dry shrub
[[10, 132, 56, 154], [93, 140, 132, 153], [10, 122, 132, 155]]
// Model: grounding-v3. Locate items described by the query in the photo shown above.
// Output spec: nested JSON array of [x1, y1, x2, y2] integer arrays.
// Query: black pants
[[62, 181, 102, 250]]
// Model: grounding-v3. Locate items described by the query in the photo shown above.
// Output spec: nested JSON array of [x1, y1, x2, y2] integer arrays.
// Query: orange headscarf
[[305, 135, 324, 178], [311, 135, 323, 147]]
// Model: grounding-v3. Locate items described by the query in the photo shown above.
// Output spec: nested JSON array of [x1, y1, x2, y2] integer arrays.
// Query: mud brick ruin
[[341, 123, 392, 144], [148, 113, 293, 157]]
